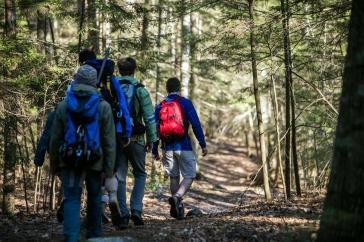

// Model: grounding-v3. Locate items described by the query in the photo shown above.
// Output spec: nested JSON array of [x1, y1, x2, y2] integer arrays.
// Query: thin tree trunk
[[87, 0, 99, 54], [48, 18, 58, 64], [180, 0, 191, 97], [78, 0, 86, 53], [245, 130, 251, 156], [15, 135, 29, 213], [140, 0, 150, 62], [291, 85, 301, 195], [248, 0, 272, 200], [271, 72, 287, 200], [155, 0, 163, 103], [2, 0, 17, 216], [281, 0, 291, 199]]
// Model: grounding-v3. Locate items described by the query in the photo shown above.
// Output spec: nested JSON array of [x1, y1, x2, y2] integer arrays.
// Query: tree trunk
[[155, 0, 163, 103], [2, 0, 17, 216], [317, 1, 364, 241], [271, 71, 287, 200], [248, 0, 272, 200], [281, 0, 291, 199], [180, 0, 191, 97], [140, 0, 150, 62], [291, 85, 301, 195], [78, 0, 86, 53], [87, 0, 99, 54]]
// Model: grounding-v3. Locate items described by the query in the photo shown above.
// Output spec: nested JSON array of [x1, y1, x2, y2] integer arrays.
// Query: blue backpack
[[119, 79, 146, 135], [60, 87, 101, 168], [87, 59, 130, 137]]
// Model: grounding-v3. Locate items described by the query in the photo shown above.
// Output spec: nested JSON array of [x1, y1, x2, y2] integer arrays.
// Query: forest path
[[103, 139, 263, 241]]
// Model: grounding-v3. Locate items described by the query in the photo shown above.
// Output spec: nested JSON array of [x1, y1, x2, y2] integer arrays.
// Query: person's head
[[166, 77, 181, 94], [117, 57, 137, 76], [73, 64, 98, 87], [79, 49, 96, 64]]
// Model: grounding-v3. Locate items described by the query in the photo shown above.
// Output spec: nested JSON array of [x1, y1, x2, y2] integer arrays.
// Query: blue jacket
[[153, 94, 206, 152]]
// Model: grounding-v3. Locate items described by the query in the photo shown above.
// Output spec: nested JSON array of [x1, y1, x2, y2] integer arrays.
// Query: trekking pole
[[97, 47, 111, 86]]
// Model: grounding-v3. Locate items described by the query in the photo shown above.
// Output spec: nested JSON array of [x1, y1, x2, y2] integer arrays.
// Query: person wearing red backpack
[[152, 77, 208, 220]]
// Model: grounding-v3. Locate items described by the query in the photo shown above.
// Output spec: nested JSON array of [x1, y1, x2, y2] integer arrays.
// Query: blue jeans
[[61, 168, 102, 242], [116, 142, 146, 217]]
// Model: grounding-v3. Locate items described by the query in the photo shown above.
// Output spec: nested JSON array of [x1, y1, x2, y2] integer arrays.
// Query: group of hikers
[[33, 49, 208, 241]]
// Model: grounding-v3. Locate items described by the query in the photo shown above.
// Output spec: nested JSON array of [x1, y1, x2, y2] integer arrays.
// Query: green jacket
[[49, 84, 116, 177], [118, 76, 158, 145]]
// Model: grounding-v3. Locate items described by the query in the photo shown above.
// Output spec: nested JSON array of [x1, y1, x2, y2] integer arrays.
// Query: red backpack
[[159, 97, 186, 142]]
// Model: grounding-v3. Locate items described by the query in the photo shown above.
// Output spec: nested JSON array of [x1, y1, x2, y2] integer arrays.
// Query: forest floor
[[1, 139, 324, 242]]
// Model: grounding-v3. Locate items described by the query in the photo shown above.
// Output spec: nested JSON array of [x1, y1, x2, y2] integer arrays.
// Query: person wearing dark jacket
[[50, 64, 116, 241], [153, 77, 207, 220]]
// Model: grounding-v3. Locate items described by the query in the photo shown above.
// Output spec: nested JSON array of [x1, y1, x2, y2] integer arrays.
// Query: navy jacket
[[153, 94, 206, 152]]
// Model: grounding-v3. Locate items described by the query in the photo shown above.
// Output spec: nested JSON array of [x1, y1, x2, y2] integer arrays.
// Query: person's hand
[[123, 138, 131, 147], [202, 147, 208, 157], [145, 143, 152, 152], [104, 175, 118, 193]]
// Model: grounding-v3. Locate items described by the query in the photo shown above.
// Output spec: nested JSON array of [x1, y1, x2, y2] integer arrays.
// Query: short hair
[[117, 57, 137, 76], [79, 49, 96, 64], [166, 77, 181, 93]]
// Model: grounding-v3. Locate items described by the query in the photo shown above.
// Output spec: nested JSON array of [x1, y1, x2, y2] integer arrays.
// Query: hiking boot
[[108, 192, 122, 226], [131, 210, 144, 226], [117, 215, 130, 230], [177, 201, 185, 220], [169, 196, 183, 219], [168, 196, 178, 218]]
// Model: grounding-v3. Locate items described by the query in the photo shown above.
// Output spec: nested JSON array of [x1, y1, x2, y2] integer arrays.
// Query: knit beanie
[[73, 64, 98, 87]]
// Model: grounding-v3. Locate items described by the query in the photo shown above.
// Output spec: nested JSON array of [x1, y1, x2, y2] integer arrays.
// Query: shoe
[[117, 215, 130, 230], [131, 210, 144, 226], [168, 196, 178, 218], [177, 200, 185, 220], [169, 196, 183, 220], [108, 192, 122, 226]]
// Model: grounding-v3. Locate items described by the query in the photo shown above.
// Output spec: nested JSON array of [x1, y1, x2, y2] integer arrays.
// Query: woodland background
[[0, 0, 354, 241]]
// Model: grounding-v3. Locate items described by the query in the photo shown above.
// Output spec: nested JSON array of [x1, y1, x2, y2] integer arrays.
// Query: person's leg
[[104, 175, 122, 226], [174, 150, 197, 220], [61, 169, 83, 242], [175, 178, 194, 197], [129, 142, 147, 225], [162, 150, 181, 219], [85, 170, 102, 239], [116, 147, 130, 218], [170, 176, 180, 195], [177, 150, 197, 197]]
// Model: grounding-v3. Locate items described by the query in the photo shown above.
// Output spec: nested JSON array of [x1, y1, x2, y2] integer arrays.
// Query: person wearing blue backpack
[[50, 64, 116, 241], [81, 49, 134, 225], [152, 77, 208, 220], [114, 57, 158, 228]]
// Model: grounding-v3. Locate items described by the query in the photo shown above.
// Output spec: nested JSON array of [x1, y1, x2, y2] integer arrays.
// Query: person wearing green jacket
[[50, 64, 116, 241], [115, 57, 158, 228]]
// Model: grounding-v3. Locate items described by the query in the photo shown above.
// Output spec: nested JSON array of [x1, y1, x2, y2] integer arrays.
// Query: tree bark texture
[[87, 0, 99, 54], [248, 0, 272, 201], [2, 0, 17, 215], [180, 0, 191, 98], [281, 0, 292, 199], [317, 1, 364, 241]]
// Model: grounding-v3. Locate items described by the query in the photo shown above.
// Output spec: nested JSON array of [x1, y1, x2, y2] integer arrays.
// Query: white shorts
[[162, 150, 196, 179]]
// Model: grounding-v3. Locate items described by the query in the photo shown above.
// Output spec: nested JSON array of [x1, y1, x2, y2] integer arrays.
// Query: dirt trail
[[2, 139, 323, 242], [103, 139, 264, 240]]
